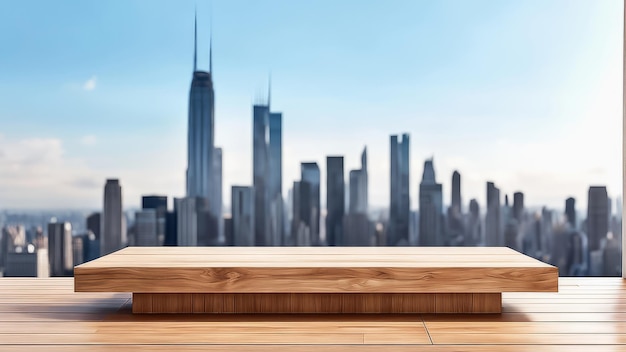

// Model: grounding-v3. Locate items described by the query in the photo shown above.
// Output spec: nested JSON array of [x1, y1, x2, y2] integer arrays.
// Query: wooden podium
[[74, 247, 558, 314]]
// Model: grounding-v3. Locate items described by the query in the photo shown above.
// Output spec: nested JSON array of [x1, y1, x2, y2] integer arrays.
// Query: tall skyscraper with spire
[[253, 79, 283, 246], [185, 12, 220, 244]]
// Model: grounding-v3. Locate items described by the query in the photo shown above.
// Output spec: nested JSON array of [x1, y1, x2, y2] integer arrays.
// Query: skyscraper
[[135, 209, 158, 246], [252, 89, 283, 246], [86, 212, 101, 241], [451, 171, 461, 213], [485, 181, 501, 246], [291, 181, 307, 246], [418, 158, 443, 246], [344, 148, 371, 247], [389, 134, 410, 246], [326, 156, 345, 246], [102, 179, 124, 255], [301, 162, 321, 245], [587, 186, 609, 251], [174, 197, 199, 247], [268, 112, 283, 246], [253, 103, 270, 246], [142, 195, 167, 245], [513, 192, 524, 223], [212, 147, 223, 244], [467, 199, 481, 246], [186, 13, 219, 243], [142, 196, 167, 213], [48, 221, 72, 277], [348, 147, 368, 215], [447, 170, 463, 245], [231, 186, 255, 246], [565, 197, 576, 229]]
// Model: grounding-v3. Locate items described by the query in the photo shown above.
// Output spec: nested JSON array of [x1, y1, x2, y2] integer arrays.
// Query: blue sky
[[0, 0, 622, 212]]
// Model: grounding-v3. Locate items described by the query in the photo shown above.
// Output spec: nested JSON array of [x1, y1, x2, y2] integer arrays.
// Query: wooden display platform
[[74, 247, 558, 314]]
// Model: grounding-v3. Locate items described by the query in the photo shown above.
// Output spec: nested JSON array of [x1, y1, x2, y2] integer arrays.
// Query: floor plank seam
[[421, 315, 434, 344]]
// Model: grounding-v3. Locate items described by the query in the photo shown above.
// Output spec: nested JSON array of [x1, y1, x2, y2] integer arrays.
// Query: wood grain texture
[[132, 293, 501, 314], [74, 247, 558, 294], [2, 277, 626, 349]]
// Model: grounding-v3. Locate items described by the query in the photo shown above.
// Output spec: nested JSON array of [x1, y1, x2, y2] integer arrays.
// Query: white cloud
[[83, 76, 97, 91], [80, 135, 97, 146], [0, 136, 101, 209]]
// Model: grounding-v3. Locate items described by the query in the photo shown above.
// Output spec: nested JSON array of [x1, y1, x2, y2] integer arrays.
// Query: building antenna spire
[[267, 72, 271, 107], [193, 6, 197, 72], [209, 1, 213, 74]]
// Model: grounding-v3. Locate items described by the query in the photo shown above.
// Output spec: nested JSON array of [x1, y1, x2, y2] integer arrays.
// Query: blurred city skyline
[[0, 0, 623, 211]]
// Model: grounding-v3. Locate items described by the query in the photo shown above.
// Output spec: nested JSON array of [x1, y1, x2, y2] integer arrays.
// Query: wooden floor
[[1, 277, 625, 351]]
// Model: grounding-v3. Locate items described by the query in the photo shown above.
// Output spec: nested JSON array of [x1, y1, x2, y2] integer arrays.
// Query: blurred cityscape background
[[0, 0, 623, 277]]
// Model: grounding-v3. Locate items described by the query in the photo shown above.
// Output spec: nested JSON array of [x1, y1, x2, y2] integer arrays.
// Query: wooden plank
[[430, 333, 626, 345], [132, 293, 502, 314], [423, 312, 626, 322], [0, 346, 620, 352], [424, 321, 626, 334], [0, 333, 366, 344], [114, 246, 520, 256], [0, 347, 621, 352], [362, 333, 431, 344], [75, 266, 557, 293], [94, 322, 428, 334]]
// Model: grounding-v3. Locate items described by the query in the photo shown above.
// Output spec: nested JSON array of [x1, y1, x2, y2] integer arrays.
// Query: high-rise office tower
[[348, 147, 368, 215], [253, 89, 283, 246], [344, 148, 371, 246], [485, 182, 501, 246], [268, 112, 283, 246], [253, 103, 270, 246], [142, 195, 167, 245], [186, 13, 219, 244], [566, 230, 588, 276], [164, 199, 179, 246], [174, 197, 204, 247], [142, 196, 167, 213], [135, 209, 158, 246], [301, 162, 321, 245], [291, 181, 306, 246], [467, 199, 481, 245], [349, 171, 361, 214], [565, 197, 576, 229], [231, 186, 255, 246], [102, 179, 124, 255], [418, 158, 443, 246], [224, 215, 233, 246], [86, 212, 101, 241], [587, 186, 609, 251], [447, 170, 463, 245], [326, 156, 345, 246], [212, 147, 223, 244], [451, 171, 461, 213], [389, 134, 410, 246], [48, 221, 72, 277], [513, 192, 524, 223]]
